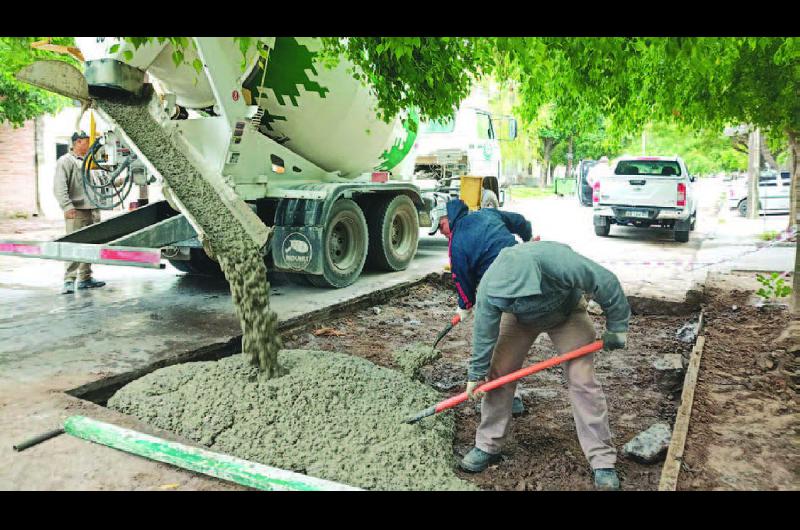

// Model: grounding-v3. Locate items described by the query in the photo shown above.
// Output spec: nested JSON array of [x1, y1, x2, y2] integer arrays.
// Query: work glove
[[457, 306, 473, 323], [602, 331, 627, 351], [466, 380, 486, 400]]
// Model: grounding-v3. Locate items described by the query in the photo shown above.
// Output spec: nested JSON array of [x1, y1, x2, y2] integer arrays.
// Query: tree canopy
[[0, 37, 79, 126]]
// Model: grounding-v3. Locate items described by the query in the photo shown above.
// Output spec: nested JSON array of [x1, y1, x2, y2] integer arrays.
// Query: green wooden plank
[[64, 415, 361, 491]]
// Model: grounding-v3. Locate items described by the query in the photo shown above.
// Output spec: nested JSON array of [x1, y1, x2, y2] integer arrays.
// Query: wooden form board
[[658, 332, 706, 491]]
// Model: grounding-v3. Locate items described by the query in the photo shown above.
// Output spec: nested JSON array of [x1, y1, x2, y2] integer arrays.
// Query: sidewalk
[[696, 202, 794, 275]]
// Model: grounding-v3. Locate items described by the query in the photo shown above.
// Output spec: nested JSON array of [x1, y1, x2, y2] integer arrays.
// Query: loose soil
[[679, 287, 800, 490], [279, 280, 695, 490]]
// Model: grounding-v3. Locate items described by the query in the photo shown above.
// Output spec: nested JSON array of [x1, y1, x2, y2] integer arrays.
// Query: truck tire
[[169, 248, 224, 277], [690, 212, 697, 231], [674, 229, 690, 243], [481, 189, 500, 209], [307, 199, 368, 288], [366, 194, 419, 271]]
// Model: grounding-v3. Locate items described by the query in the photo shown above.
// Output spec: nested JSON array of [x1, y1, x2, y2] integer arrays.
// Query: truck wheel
[[366, 195, 419, 271], [307, 199, 368, 288], [594, 224, 610, 237], [169, 248, 224, 277], [481, 189, 500, 209], [674, 230, 690, 243], [690, 212, 697, 231]]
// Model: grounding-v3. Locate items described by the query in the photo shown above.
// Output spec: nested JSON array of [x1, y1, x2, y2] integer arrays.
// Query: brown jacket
[[54, 152, 92, 211]]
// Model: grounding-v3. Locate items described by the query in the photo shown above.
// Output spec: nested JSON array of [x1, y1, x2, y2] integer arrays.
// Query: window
[[759, 175, 777, 187], [615, 160, 682, 176], [423, 116, 456, 133], [476, 112, 494, 140], [56, 143, 69, 159]]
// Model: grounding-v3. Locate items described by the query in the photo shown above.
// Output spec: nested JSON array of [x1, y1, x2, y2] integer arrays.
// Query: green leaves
[[0, 37, 77, 126], [171, 49, 184, 68], [755, 272, 792, 301], [320, 37, 487, 123]]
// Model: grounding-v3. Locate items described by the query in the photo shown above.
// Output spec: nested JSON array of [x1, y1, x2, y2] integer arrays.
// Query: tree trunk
[[541, 138, 553, 187], [567, 136, 573, 177], [33, 116, 43, 217], [759, 131, 779, 171], [747, 129, 761, 220], [788, 130, 799, 313]]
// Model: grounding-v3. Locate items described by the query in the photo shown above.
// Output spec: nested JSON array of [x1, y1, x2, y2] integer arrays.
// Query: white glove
[[457, 307, 473, 323], [466, 380, 485, 400]]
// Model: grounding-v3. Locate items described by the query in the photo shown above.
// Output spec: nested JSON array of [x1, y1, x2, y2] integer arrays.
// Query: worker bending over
[[460, 241, 630, 491], [435, 199, 535, 414]]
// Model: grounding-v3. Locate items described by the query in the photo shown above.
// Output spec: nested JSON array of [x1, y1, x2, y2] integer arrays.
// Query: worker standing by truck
[[54, 131, 106, 294], [435, 198, 535, 415], [459, 241, 630, 491]]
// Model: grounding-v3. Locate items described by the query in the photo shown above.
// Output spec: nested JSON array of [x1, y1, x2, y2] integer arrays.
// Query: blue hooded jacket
[[447, 199, 532, 310]]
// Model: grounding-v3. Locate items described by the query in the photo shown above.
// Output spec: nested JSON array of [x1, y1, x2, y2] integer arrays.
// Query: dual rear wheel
[[171, 195, 420, 289], [308, 195, 419, 288]]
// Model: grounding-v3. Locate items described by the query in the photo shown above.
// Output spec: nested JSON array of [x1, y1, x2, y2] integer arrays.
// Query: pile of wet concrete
[[108, 349, 475, 490]]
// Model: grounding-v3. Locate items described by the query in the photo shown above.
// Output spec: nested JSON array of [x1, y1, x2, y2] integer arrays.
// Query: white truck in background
[[592, 155, 697, 242], [396, 88, 517, 232]]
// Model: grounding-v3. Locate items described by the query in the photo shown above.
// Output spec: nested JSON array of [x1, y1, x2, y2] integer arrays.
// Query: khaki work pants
[[64, 209, 100, 282], [475, 298, 616, 469]]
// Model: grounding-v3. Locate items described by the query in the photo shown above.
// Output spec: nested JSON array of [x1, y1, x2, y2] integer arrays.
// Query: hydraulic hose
[[81, 137, 135, 210]]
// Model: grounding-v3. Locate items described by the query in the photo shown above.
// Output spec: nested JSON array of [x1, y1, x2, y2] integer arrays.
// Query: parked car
[[592, 155, 698, 242], [727, 171, 791, 216], [576, 159, 598, 206]]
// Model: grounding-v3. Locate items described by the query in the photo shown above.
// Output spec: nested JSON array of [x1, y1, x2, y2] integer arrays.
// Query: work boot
[[459, 447, 501, 473], [593, 468, 620, 490], [61, 281, 75, 294], [77, 278, 106, 290]]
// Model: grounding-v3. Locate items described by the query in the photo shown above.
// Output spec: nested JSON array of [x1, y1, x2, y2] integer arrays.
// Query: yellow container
[[459, 175, 483, 211]]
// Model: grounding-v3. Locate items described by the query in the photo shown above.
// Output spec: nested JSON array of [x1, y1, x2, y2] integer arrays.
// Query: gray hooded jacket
[[469, 241, 630, 381]]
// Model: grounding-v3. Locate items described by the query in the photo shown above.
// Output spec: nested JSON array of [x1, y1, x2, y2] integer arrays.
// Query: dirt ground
[[679, 286, 799, 490], [281, 279, 695, 491]]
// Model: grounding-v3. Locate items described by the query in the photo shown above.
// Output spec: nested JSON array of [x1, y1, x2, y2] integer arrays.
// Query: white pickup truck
[[592, 156, 697, 242]]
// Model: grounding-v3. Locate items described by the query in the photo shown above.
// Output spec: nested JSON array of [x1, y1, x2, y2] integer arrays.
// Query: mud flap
[[271, 226, 324, 275], [271, 198, 326, 275], [674, 218, 691, 231]]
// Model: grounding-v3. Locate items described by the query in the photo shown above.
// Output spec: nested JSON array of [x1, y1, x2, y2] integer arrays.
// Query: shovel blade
[[16, 60, 90, 103]]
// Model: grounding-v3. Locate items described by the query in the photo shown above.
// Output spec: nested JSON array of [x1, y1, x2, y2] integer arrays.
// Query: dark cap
[[71, 131, 89, 143]]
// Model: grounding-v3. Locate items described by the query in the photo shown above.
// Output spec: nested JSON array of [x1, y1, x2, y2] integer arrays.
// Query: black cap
[[71, 131, 89, 143]]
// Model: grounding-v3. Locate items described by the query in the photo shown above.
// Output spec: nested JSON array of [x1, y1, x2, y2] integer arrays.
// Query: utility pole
[[747, 128, 761, 220]]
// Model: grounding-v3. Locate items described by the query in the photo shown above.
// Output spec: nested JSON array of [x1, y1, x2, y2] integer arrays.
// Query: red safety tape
[[0, 243, 41, 255], [99, 248, 160, 265]]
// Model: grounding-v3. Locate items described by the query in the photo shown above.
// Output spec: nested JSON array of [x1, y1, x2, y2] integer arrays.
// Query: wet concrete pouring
[[97, 277, 700, 491]]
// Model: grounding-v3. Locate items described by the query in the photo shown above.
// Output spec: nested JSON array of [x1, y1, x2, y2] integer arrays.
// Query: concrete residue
[[392, 343, 441, 379], [108, 349, 475, 490], [97, 92, 282, 377]]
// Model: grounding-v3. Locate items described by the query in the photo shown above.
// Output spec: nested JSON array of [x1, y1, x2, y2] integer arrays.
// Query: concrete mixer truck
[[0, 37, 510, 288]]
